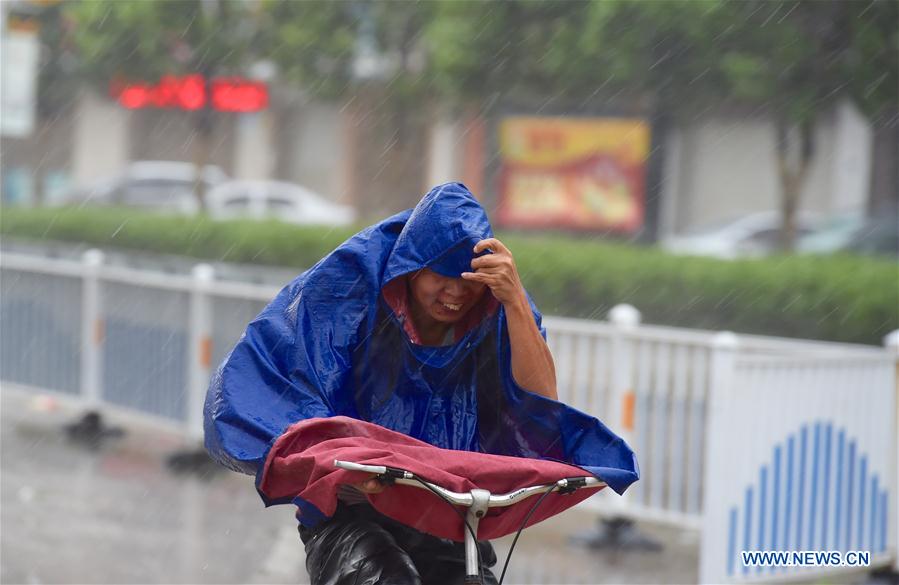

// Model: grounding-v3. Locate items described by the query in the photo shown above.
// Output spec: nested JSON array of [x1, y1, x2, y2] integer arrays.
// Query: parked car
[[796, 212, 867, 254], [206, 180, 356, 226], [797, 211, 898, 258], [662, 211, 819, 259], [842, 215, 899, 258], [67, 161, 229, 213]]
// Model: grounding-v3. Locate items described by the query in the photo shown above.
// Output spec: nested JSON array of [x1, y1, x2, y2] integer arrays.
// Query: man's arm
[[462, 238, 558, 400], [502, 290, 558, 400]]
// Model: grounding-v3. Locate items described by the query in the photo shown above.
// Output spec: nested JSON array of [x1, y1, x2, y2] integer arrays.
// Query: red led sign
[[111, 75, 268, 112], [210, 78, 269, 112]]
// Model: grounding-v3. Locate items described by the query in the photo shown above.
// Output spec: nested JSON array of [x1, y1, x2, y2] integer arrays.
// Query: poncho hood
[[383, 182, 494, 281]]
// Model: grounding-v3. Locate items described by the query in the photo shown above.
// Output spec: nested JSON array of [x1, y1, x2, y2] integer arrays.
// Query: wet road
[[2, 385, 699, 584]]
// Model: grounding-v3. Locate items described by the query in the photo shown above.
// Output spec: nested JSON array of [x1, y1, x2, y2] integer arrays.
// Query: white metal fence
[[545, 311, 895, 532], [701, 348, 895, 583], [2, 249, 896, 583], [1, 250, 278, 438]]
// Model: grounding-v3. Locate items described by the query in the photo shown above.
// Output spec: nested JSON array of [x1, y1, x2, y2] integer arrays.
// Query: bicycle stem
[[464, 489, 490, 582]]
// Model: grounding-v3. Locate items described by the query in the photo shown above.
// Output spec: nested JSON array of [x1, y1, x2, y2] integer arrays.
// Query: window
[[123, 179, 194, 206], [223, 196, 251, 209], [741, 227, 814, 253], [266, 196, 297, 212]]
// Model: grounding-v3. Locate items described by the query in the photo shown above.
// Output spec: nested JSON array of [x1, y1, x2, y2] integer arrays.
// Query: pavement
[[1, 385, 700, 585]]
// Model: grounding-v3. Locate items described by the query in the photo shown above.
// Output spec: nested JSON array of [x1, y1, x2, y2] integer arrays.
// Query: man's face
[[409, 268, 487, 324]]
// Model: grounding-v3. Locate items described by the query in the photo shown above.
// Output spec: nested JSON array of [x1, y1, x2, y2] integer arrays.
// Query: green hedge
[[2, 206, 897, 345]]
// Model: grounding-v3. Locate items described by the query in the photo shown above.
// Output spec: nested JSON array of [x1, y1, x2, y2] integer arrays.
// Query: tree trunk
[[33, 116, 53, 207], [271, 84, 298, 184], [868, 113, 899, 216], [775, 118, 814, 252], [640, 102, 669, 245], [192, 104, 214, 213]]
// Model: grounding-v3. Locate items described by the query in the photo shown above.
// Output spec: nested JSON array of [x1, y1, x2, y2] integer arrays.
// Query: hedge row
[[2, 206, 897, 345]]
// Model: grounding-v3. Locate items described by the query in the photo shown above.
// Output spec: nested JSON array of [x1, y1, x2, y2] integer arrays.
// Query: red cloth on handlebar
[[258, 416, 603, 541]]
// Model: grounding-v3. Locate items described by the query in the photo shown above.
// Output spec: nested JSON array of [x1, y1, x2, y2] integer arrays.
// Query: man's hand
[[463, 237, 559, 399], [355, 475, 386, 494], [462, 238, 527, 308]]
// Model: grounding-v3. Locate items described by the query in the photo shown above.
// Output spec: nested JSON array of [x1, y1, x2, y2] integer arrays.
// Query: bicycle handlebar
[[333, 458, 607, 584], [333, 459, 606, 507]]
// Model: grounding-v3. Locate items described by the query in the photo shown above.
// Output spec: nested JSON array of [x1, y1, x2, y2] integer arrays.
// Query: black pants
[[299, 503, 498, 585]]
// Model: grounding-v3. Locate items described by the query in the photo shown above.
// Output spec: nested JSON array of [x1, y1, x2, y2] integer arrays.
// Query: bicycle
[[334, 459, 606, 585]]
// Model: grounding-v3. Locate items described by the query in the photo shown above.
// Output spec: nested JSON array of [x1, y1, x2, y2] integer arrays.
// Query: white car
[[662, 211, 820, 259], [68, 161, 229, 214], [206, 180, 356, 226]]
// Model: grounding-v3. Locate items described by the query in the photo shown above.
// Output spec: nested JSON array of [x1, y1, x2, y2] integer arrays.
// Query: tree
[[257, 0, 437, 214], [708, 0, 899, 248], [254, 1, 358, 100], [258, 0, 434, 101], [64, 0, 256, 209], [424, 0, 898, 249], [841, 0, 898, 215]]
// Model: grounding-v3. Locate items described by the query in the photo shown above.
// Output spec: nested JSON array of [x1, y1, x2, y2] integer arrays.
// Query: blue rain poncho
[[204, 182, 638, 506]]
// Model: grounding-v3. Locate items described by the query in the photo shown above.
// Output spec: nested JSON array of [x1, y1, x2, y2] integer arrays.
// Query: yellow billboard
[[497, 117, 651, 232]]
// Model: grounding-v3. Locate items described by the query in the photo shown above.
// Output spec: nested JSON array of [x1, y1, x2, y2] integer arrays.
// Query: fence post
[[609, 304, 640, 434], [609, 304, 640, 507], [80, 249, 105, 409], [573, 303, 664, 550], [187, 263, 215, 443], [700, 331, 739, 584], [884, 330, 899, 572]]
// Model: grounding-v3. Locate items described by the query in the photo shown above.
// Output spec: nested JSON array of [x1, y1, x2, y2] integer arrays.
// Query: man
[[205, 183, 637, 583]]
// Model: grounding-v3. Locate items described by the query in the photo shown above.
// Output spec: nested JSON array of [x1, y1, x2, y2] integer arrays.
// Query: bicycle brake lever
[[376, 465, 417, 485], [380, 466, 413, 480], [557, 477, 589, 495]]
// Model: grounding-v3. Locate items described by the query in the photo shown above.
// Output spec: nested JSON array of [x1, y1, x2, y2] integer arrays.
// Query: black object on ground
[[864, 567, 899, 585], [166, 448, 227, 479], [570, 517, 664, 552], [64, 411, 125, 450]]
